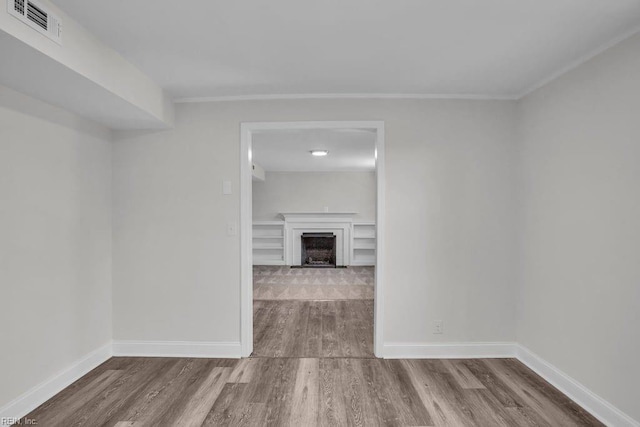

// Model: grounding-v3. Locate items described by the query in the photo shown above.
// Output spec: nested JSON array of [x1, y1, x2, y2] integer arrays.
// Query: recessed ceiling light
[[310, 150, 329, 157]]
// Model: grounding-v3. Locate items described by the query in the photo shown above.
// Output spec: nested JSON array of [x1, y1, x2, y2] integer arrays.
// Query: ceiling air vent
[[7, 0, 62, 45], [14, 0, 24, 14]]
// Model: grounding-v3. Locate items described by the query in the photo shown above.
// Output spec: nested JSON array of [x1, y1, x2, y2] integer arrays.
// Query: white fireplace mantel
[[280, 212, 358, 221], [280, 212, 357, 266]]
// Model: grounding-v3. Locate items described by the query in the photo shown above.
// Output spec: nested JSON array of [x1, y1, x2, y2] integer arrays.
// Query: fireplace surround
[[281, 212, 356, 266]]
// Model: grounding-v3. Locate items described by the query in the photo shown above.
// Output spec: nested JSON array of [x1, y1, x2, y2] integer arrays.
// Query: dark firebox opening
[[301, 233, 337, 268]]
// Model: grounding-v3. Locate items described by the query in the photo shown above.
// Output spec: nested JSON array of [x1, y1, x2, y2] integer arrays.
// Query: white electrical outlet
[[433, 320, 444, 334]]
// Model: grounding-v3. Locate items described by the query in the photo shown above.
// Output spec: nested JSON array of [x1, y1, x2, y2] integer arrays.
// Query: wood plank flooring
[[253, 300, 374, 358], [17, 299, 603, 426], [18, 356, 603, 426]]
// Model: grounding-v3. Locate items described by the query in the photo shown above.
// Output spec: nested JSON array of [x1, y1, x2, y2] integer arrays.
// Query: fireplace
[[301, 233, 337, 267]]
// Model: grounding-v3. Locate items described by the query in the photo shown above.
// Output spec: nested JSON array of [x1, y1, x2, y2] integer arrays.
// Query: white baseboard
[[0, 342, 112, 422], [383, 341, 517, 359], [112, 340, 242, 358], [516, 345, 639, 427]]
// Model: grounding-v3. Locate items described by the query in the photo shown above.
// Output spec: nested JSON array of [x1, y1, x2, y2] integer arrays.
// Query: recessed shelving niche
[[252, 221, 285, 265], [352, 222, 376, 266]]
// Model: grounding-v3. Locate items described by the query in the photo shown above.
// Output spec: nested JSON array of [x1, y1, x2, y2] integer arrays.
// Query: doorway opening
[[240, 121, 385, 357]]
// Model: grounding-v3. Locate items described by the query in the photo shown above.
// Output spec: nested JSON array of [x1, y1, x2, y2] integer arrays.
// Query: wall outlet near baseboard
[[433, 320, 444, 334]]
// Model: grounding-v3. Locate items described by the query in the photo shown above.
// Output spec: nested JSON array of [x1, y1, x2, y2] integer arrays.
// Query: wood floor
[[18, 356, 602, 426], [17, 299, 603, 426], [253, 300, 374, 358]]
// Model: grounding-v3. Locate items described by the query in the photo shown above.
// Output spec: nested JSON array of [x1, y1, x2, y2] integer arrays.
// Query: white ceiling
[[252, 129, 376, 172], [51, 0, 640, 100]]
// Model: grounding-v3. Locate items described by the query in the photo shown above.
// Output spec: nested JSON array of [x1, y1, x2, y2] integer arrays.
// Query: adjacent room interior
[[1, 1, 639, 426], [250, 127, 377, 357]]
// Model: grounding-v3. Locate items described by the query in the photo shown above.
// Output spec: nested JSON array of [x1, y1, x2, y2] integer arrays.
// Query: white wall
[[113, 98, 518, 345], [253, 171, 376, 221], [0, 86, 112, 409], [517, 33, 640, 422]]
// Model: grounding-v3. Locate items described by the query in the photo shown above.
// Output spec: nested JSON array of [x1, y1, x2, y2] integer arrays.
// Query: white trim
[[516, 25, 640, 99], [0, 342, 112, 421], [241, 121, 383, 132], [382, 342, 516, 359], [240, 120, 385, 357], [175, 26, 640, 105], [175, 93, 518, 103], [280, 212, 358, 218], [240, 123, 254, 357], [112, 340, 242, 358], [373, 122, 385, 357], [516, 345, 639, 427]]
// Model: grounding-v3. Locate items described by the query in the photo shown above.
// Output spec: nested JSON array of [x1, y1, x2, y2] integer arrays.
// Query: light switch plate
[[222, 180, 232, 195]]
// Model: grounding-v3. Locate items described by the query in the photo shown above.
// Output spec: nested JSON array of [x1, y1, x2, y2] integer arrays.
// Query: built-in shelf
[[253, 219, 375, 266], [354, 232, 376, 239], [351, 223, 376, 266], [353, 241, 376, 250], [253, 243, 284, 250], [252, 221, 285, 265]]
